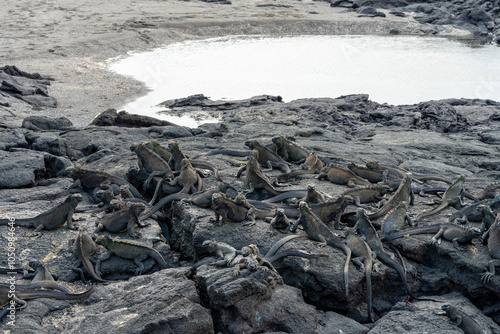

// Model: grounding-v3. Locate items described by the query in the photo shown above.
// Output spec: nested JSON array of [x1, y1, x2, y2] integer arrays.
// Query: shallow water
[[109, 35, 500, 127]]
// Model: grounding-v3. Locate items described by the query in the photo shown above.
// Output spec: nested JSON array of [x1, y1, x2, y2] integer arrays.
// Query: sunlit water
[[109, 35, 500, 127]]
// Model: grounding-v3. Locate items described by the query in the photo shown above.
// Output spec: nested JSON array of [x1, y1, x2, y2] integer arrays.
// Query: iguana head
[[234, 193, 247, 205], [276, 208, 285, 216], [271, 136, 285, 147], [131, 203, 147, 216], [130, 142, 140, 152], [249, 150, 259, 160], [218, 182, 232, 193], [441, 304, 452, 315], [307, 184, 316, 191], [202, 240, 216, 249], [95, 235, 111, 246], [180, 158, 192, 170], [355, 208, 367, 220], [298, 201, 309, 211], [69, 193, 83, 203], [244, 140, 254, 149], [212, 193, 223, 205], [168, 141, 179, 152]]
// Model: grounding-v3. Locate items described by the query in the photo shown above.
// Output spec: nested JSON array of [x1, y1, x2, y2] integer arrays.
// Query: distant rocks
[[90, 108, 176, 128]]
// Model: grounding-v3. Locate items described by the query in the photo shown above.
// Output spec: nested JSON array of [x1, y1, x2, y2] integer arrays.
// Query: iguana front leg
[[317, 234, 328, 248], [66, 208, 77, 230], [429, 228, 445, 245], [481, 259, 500, 283], [95, 251, 113, 278], [133, 255, 148, 276]]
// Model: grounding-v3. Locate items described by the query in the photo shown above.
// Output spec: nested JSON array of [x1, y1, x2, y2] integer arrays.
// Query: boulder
[[0, 149, 45, 188]]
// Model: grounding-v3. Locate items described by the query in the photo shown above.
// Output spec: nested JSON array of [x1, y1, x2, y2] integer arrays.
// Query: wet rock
[[161, 94, 283, 110], [90, 108, 175, 127], [22, 116, 73, 131], [0, 149, 45, 188]]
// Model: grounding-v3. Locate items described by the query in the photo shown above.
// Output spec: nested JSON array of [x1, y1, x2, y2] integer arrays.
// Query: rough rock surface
[[1, 92, 500, 332]]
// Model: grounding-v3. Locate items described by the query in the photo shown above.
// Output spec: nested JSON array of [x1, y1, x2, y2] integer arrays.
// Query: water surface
[[109, 35, 500, 127]]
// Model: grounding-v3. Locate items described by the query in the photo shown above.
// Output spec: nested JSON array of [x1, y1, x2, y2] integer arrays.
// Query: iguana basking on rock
[[0, 283, 96, 312], [68, 230, 107, 282], [345, 228, 374, 323], [139, 182, 232, 220], [211, 192, 255, 226], [277, 153, 325, 180], [169, 158, 202, 194], [482, 213, 500, 283], [291, 201, 351, 296], [65, 166, 144, 200], [309, 195, 354, 230], [263, 190, 308, 203], [381, 222, 481, 251], [130, 142, 174, 190], [303, 184, 330, 204], [144, 140, 172, 161], [201, 240, 239, 266], [0, 194, 82, 237], [234, 192, 257, 226], [268, 208, 292, 235], [368, 173, 413, 220], [95, 187, 117, 212], [416, 175, 466, 222], [354, 209, 413, 297], [441, 304, 485, 334], [94, 202, 148, 238], [95, 235, 168, 276], [380, 202, 413, 239], [347, 162, 388, 183], [365, 161, 452, 185], [318, 164, 372, 187], [448, 195, 500, 225], [272, 135, 309, 163], [237, 150, 288, 196], [22, 261, 70, 293], [476, 182, 500, 201], [341, 184, 391, 208], [245, 139, 291, 173]]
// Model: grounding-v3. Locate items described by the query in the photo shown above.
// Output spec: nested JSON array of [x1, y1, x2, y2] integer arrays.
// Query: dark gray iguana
[[416, 175, 467, 222], [211, 192, 256, 226], [291, 201, 352, 296], [23, 261, 70, 293], [368, 173, 413, 220], [482, 212, 500, 283], [441, 304, 485, 334], [0, 194, 82, 237], [380, 201, 414, 239], [68, 230, 107, 282], [130, 142, 174, 190], [245, 139, 291, 173], [272, 135, 310, 163], [309, 195, 354, 230], [354, 209, 413, 297], [318, 164, 372, 187], [94, 202, 148, 238], [95, 235, 169, 276]]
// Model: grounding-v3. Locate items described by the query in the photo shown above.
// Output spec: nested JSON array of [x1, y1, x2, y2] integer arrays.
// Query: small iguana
[[380, 202, 413, 239], [272, 135, 309, 163], [68, 230, 107, 282], [130, 142, 174, 190], [169, 158, 202, 194], [23, 261, 70, 293], [201, 240, 238, 266], [268, 208, 292, 235], [94, 202, 148, 238], [416, 175, 466, 222], [237, 150, 288, 196], [441, 304, 485, 334], [368, 173, 413, 220], [345, 228, 374, 323], [482, 213, 500, 283], [318, 164, 372, 187], [291, 201, 351, 296], [211, 192, 255, 226], [95, 235, 169, 276], [365, 161, 452, 185], [303, 184, 330, 204], [65, 166, 144, 200], [144, 140, 172, 161], [347, 162, 388, 183], [380, 223, 481, 251], [277, 153, 325, 180], [476, 182, 500, 201], [309, 195, 354, 230], [354, 209, 413, 297], [341, 184, 391, 208], [0, 194, 82, 237], [245, 139, 291, 173]]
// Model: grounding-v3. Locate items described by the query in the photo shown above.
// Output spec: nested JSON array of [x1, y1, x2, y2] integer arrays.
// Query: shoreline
[[0, 0, 474, 127]]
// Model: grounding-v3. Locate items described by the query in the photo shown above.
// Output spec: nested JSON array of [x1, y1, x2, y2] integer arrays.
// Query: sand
[[0, 0, 472, 127]]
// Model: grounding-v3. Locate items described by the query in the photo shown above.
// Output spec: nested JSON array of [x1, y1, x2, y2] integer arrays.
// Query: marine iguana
[[309, 195, 354, 230], [263, 190, 308, 203], [272, 135, 310, 163], [368, 173, 413, 220], [354, 209, 413, 297], [23, 261, 70, 293], [65, 166, 144, 200], [416, 175, 466, 222], [234, 192, 257, 226], [236, 150, 288, 196], [441, 304, 485, 334], [95, 235, 169, 276], [268, 208, 292, 235], [348, 162, 388, 183], [291, 201, 351, 296], [482, 213, 500, 283], [94, 202, 148, 238], [476, 182, 500, 201], [277, 153, 325, 180], [345, 228, 374, 323], [380, 202, 413, 239], [318, 164, 372, 187], [201, 240, 238, 266], [448, 195, 500, 225], [365, 161, 452, 185], [169, 158, 203, 194], [380, 222, 481, 251], [341, 184, 391, 208], [144, 140, 172, 161], [211, 192, 255, 226], [95, 187, 117, 212], [130, 142, 175, 190], [68, 230, 107, 282], [303, 184, 330, 204], [245, 139, 291, 173], [0, 194, 82, 237]]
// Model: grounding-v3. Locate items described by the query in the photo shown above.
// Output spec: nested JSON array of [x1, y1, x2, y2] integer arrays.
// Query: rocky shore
[[1, 0, 500, 333]]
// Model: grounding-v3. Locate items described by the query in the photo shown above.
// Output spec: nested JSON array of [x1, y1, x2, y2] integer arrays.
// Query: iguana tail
[[343, 247, 351, 297], [266, 250, 328, 263], [18, 285, 96, 301], [264, 235, 303, 259], [150, 249, 169, 269], [0, 218, 34, 227], [377, 252, 412, 297], [140, 193, 190, 220]]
